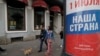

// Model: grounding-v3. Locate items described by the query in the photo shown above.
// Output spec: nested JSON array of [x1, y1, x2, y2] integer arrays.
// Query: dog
[[24, 48, 32, 56]]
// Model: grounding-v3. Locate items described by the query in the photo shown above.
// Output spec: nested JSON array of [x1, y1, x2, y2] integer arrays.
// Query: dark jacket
[[60, 30, 63, 39], [40, 29, 47, 40]]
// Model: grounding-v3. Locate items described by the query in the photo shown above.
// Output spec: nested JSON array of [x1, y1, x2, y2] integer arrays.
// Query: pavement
[[0, 34, 63, 56]]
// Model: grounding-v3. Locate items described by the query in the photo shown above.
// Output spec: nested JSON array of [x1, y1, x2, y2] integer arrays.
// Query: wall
[[54, 13, 62, 34], [0, 0, 3, 3], [45, 10, 50, 29], [0, 3, 7, 45]]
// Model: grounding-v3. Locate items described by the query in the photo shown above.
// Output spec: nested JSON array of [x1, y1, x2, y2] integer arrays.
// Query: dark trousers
[[39, 39, 47, 51]]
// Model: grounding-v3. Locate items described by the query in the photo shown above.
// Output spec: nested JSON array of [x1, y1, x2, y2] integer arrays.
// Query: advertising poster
[[65, 0, 100, 56]]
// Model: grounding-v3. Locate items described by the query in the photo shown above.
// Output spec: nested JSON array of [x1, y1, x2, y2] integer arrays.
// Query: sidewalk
[[0, 35, 63, 56]]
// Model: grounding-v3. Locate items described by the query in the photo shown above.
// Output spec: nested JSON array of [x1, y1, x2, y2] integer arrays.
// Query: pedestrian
[[45, 26, 54, 56], [0, 47, 6, 52], [59, 28, 64, 48], [38, 25, 48, 52]]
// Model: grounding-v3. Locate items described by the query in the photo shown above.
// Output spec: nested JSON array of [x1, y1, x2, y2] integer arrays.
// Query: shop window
[[7, 6, 25, 31], [34, 10, 45, 30]]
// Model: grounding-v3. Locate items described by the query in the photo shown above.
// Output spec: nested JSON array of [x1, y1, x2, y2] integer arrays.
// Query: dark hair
[[48, 26, 52, 30]]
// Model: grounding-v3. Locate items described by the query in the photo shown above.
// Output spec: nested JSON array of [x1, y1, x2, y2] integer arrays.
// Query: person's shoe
[[38, 50, 42, 52], [0, 49, 6, 52], [60, 45, 62, 48]]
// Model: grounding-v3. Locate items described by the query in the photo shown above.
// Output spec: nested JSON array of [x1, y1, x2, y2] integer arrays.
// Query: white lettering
[[95, 22, 99, 30], [84, 23, 89, 31], [70, 14, 99, 32], [84, 14, 92, 22], [70, 25, 74, 32], [73, 16, 78, 23], [73, 14, 96, 23], [78, 24, 83, 31], [74, 24, 78, 31], [92, 14, 96, 21], [90, 23, 94, 30], [78, 15, 83, 23], [70, 23, 99, 32]]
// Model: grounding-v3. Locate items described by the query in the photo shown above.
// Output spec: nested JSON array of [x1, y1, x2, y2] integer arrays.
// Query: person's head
[[48, 26, 52, 31]]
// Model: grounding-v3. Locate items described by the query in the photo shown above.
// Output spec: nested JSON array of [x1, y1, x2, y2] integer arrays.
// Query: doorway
[[50, 14, 54, 30]]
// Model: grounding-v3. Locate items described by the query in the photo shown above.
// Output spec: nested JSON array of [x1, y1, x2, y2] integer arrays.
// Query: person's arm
[[40, 30, 43, 39], [52, 32, 54, 39]]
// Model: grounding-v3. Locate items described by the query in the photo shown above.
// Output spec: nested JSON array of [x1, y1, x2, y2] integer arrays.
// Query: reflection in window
[[34, 10, 45, 30], [7, 6, 25, 31]]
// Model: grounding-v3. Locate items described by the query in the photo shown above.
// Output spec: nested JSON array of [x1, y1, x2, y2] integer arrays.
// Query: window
[[7, 6, 25, 31], [34, 10, 45, 30]]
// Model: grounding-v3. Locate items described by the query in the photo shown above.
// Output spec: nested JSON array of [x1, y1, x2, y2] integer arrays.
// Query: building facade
[[0, 0, 63, 44]]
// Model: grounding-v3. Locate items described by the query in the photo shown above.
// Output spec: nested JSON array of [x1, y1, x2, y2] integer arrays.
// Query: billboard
[[65, 0, 100, 56]]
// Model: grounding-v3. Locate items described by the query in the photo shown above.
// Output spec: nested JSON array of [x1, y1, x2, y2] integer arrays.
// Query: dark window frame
[[34, 10, 45, 30], [7, 6, 26, 31]]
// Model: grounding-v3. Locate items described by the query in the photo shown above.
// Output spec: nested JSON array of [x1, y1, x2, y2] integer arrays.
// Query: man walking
[[59, 28, 64, 48], [38, 25, 48, 52]]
